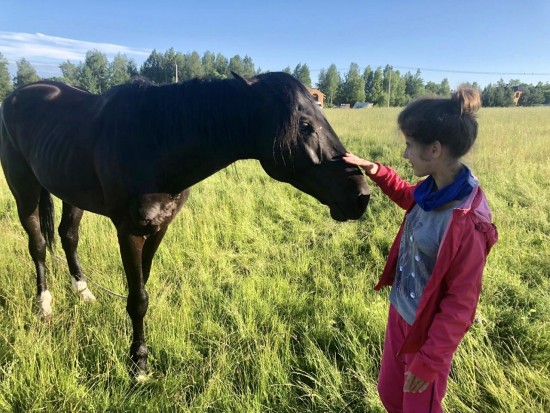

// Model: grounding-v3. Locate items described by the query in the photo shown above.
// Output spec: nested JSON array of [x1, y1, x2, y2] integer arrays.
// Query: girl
[[343, 87, 498, 413]]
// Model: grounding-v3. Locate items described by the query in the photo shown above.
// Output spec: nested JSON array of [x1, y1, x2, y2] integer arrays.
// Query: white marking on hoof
[[37, 290, 53, 318], [71, 278, 97, 302], [135, 371, 153, 383]]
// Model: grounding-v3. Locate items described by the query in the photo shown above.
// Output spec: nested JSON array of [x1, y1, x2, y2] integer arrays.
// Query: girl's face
[[402, 136, 435, 177]]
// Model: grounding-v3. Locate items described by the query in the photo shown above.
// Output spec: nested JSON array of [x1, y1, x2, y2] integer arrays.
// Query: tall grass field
[[0, 107, 549, 412]]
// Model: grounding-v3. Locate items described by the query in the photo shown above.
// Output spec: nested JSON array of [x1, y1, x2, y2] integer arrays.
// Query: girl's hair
[[397, 85, 481, 158]]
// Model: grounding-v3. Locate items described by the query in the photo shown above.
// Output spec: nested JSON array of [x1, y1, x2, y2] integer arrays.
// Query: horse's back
[[2, 81, 98, 149], [1, 81, 106, 212], [2, 80, 94, 114]]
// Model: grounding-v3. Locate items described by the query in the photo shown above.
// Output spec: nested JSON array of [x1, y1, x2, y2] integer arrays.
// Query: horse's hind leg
[[58, 202, 96, 302], [1, 142, 54, 317], [7, 179, 52, 317], [2, 126, 58, 317], [20, 199, 53, 318]]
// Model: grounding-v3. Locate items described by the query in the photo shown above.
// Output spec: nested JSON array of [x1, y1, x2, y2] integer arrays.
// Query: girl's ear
[[431, 140, 442, 158]]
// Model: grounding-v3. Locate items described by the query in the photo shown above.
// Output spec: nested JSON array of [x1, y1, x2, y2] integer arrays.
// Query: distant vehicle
[[353, 102, 373, 109]]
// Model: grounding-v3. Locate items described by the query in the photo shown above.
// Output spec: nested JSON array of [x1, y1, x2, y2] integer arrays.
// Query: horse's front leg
[[142, 226, 168, 285], [140, 189, 189, 284], [116, 229, 149, 376]]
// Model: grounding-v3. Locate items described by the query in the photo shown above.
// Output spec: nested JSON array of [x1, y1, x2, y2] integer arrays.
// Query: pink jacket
[[368, 163, 498, 383]]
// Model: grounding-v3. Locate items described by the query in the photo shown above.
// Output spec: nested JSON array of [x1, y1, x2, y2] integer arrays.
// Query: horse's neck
[[156, 123, 257, 193], [138, 83, 263, 193]]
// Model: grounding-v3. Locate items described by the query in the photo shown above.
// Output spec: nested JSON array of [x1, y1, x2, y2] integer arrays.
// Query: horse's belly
[[53, 188, 107, 215], [47, 185, 106, 215], [32, 164, 106, 215]]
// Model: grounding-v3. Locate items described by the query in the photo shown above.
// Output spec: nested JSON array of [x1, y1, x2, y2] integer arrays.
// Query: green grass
[[0, 107, 548, 412]]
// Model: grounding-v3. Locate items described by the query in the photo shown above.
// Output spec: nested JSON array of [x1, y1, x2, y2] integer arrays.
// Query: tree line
[[1, 49, 549, 107]]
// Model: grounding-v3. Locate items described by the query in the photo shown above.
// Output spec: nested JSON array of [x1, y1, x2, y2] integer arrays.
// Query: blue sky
[[1, 0, 549, 88]]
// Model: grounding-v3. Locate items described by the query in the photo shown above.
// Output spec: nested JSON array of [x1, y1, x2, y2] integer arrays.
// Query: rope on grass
[[51, 254, 127, 299]]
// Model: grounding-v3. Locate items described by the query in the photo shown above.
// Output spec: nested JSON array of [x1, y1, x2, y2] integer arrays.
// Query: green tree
[[460, 81, 481, 92], [202, 51, 218, 77], [390, 70, 408, 106], [282, 66, 291, 74], [214, 53, 229, 78], [365, 66, 384, 105], [13, 58, 40, 88], [109, 53, 133, 87], [317, 64, 340, 106], [0, 53, 13, 99], [59, 60, 79, 85], [495, 79, 514, 106], [383, 65, 407, 106], [543, 83, 550, 104], [481, 80, 514, 107], [140, 49, 166, 84], [127, 60, 139, 78], [425, 78, 451, 97], [518, 83, 545, 106], [180, 51, 204, 81], [292, 63, 312, 87], [425, 81, 439, 96], [363, 66, 373, 101], [439, 78, 451, 97], [404, 69, 425, 99], [336, 63, 365, 106], [164, 48, 183, 83], [228, 55, 246, 77], [77, 50, 110, 93], [242, 55, 256, 77]]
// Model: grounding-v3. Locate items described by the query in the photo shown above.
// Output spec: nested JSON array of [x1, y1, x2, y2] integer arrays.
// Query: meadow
[[0, 107, 548, 412]]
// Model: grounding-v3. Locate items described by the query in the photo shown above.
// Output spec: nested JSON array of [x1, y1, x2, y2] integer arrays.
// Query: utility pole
[[175, 64, 178, 83], [387, 65, 392, 107]]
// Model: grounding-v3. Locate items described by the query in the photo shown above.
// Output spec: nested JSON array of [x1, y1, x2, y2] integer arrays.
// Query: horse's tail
[[39, 189, 55, 251]]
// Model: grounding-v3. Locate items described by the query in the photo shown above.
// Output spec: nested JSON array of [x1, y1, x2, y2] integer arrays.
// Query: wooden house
[[306, 87, 325, 108], [512, 86, 525, 106]]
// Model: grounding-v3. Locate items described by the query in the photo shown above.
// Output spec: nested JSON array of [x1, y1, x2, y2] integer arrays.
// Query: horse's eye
[[300, 122, 313, 134]]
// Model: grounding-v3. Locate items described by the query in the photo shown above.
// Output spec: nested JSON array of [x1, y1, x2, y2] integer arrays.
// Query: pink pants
[[378, 304, 452, 413]]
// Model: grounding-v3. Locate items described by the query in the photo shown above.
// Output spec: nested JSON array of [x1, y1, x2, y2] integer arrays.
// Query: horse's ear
[[232, 71, 257, 86]]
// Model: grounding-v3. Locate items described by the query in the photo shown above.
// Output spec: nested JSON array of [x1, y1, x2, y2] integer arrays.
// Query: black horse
[[0, 72, 370, 376]]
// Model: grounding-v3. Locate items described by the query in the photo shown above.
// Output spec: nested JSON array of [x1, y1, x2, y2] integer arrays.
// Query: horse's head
[[234, 72, 370, 221]]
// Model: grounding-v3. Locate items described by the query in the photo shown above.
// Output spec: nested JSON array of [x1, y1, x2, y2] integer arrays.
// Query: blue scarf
[[414, 166, 476, 211]]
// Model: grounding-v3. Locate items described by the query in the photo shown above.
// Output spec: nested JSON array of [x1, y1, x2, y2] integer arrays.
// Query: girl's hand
[[403, 371, 430, 393], [342, 152, 379, 175]]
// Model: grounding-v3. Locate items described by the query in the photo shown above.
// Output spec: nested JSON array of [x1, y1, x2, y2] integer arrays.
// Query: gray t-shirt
[[389, 204, 455, 325]]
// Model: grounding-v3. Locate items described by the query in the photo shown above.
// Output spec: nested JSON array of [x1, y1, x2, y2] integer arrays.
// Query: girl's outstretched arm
[[343, 152, 416, 209], [342, 152, 379, 175]]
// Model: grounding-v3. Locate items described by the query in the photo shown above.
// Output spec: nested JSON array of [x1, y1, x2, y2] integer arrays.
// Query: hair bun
[[452, 85, 481, 115]]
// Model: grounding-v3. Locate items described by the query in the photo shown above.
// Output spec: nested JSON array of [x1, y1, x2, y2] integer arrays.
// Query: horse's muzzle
[[329, 193, 370, 222], [358, 193, 370, 211]]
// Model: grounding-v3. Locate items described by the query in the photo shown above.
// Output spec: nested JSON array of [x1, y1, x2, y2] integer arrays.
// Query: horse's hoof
[[72, 278, 97, 302], [134, 371, 153, 383], [36, 290, 53, 318], [80, 289, 97, 302], [130, 344, 150, 381]]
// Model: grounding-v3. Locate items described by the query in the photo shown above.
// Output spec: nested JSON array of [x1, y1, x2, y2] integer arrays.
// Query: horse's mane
[[254, 72, 310, 153], [98, 76, 253, 149], [96, 72, 310, 156]]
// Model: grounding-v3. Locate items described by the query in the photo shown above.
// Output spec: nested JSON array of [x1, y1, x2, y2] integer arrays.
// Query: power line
[[308, 64, 550, 76], [7, 57, 550, 78], [391, 66, 550, 76]]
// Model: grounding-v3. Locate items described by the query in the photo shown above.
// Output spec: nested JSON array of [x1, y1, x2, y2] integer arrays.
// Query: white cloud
[[0, 31, 152, 77]]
